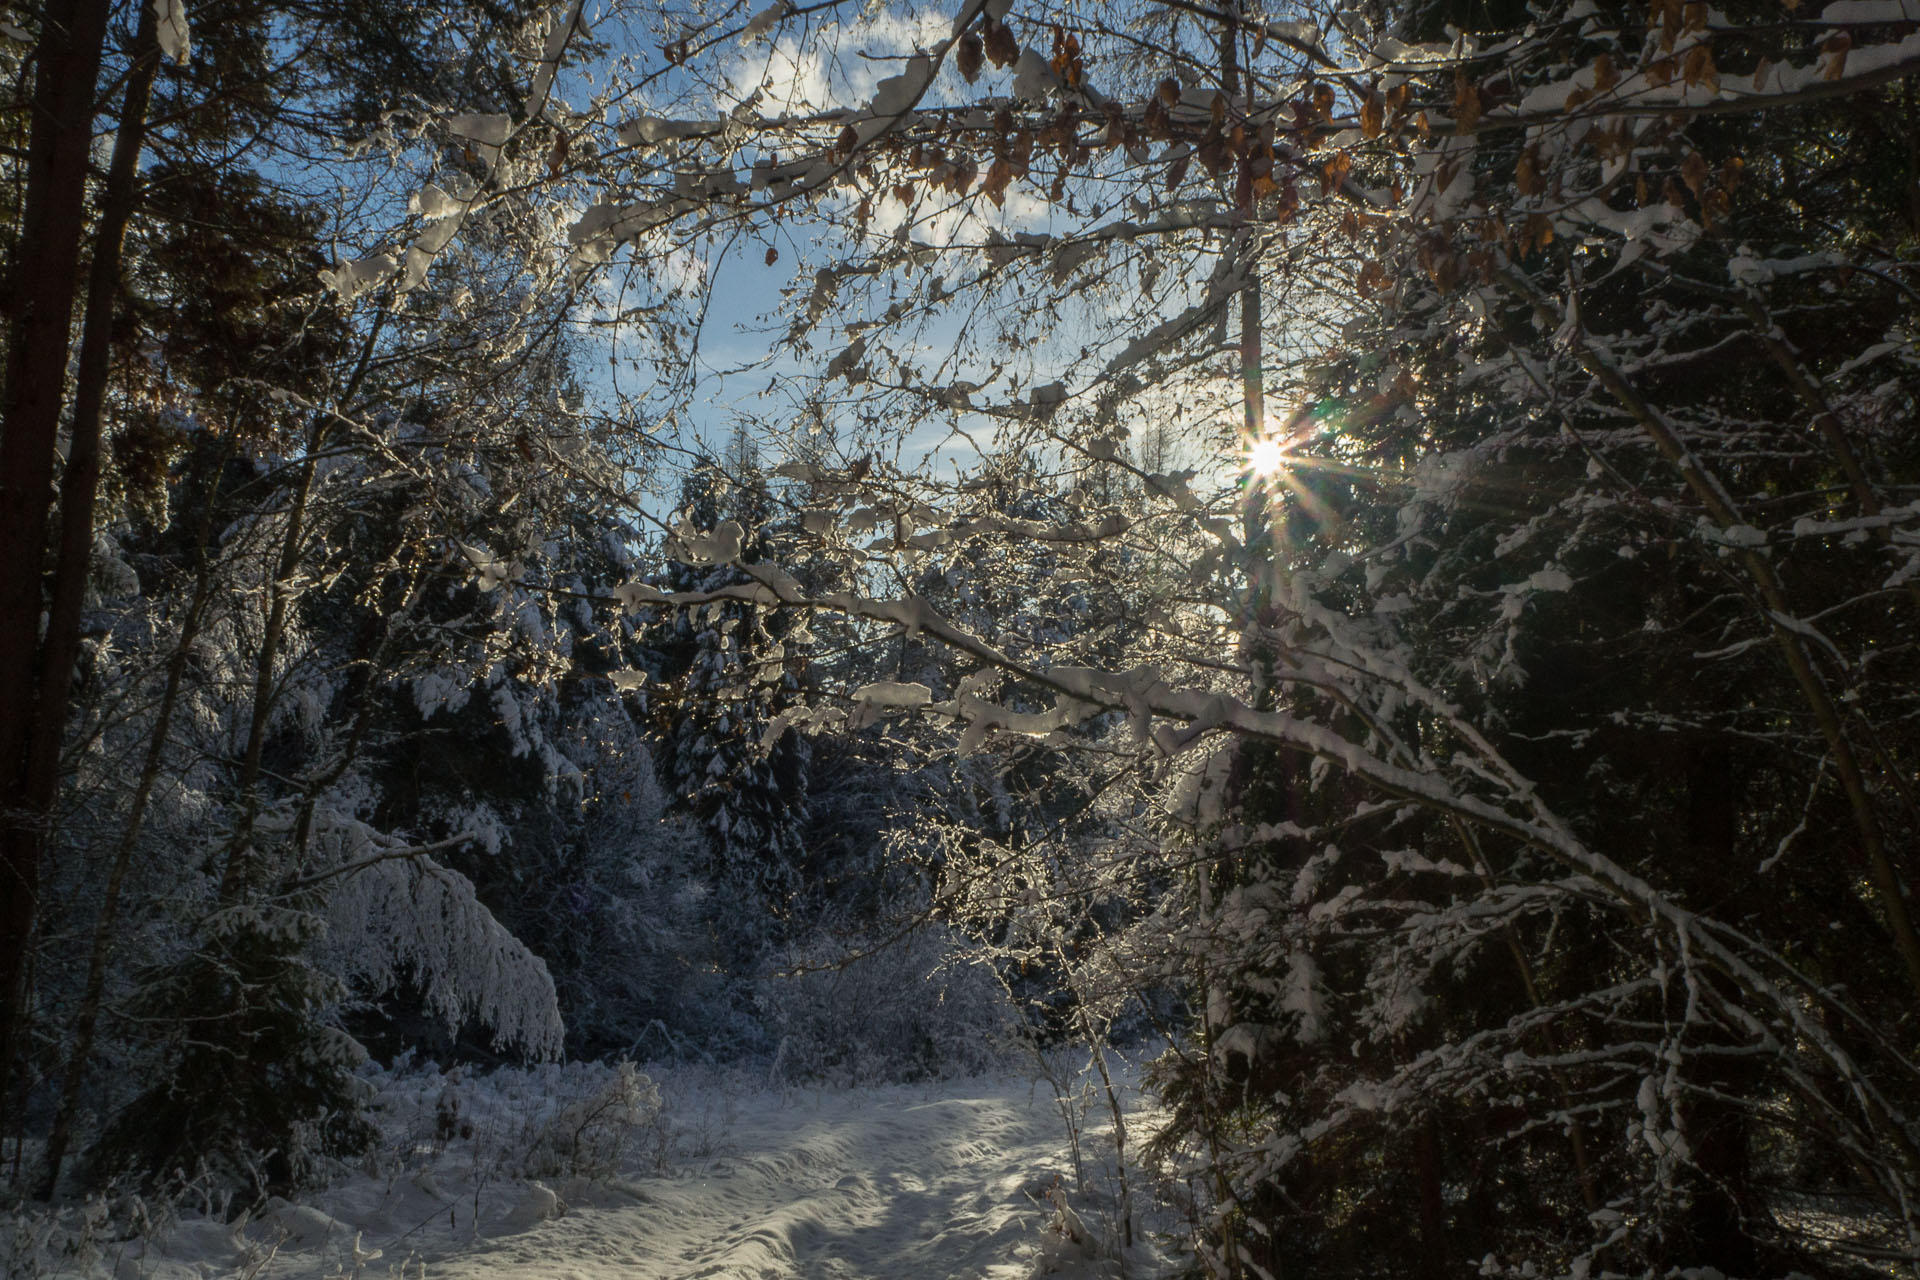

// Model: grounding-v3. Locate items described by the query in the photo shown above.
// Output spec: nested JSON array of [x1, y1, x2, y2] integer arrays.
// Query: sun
[[1245, 435, 1289, 477], [1245, 405, 1337, 479]]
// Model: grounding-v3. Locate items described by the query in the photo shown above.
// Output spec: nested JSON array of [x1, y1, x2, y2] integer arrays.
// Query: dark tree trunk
[[1677, 750, 1761, 1274], [0, 0, 116, 1113], [1416, 1115, 1449, 1280], [29, 1, 164, 1195]]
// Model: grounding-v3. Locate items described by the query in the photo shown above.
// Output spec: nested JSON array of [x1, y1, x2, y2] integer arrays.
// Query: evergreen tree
[[652, 453, 812, 940]]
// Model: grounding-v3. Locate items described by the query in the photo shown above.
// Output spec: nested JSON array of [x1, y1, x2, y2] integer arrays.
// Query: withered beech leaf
[[1681, 149, 1709, 196], [983, 17, 1019, 68], [956, 32, 983, 83]]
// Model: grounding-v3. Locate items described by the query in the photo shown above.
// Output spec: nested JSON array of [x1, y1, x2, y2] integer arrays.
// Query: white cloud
[[723, 7, 956, 117]]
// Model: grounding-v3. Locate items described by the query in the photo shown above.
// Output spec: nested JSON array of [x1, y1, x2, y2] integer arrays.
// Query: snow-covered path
[[430, 1082, 1091, 1280], [37, 1068, 1164, 1280]]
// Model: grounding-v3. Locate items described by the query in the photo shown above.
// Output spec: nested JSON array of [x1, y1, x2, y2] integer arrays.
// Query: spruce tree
[[653, 454, 811, 945]]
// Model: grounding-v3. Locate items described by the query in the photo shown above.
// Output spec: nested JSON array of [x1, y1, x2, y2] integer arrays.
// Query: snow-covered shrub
[[759, 926, 1015, 1085], [520, 1062, 663, 1180], [0, 1186, 183, 1280], [364, 1059, 667, 1182], [3, 1196, 111, 1280]]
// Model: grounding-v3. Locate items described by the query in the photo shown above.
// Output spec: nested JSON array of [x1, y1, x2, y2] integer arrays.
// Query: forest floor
[[24, 1062, 1175, 1280]]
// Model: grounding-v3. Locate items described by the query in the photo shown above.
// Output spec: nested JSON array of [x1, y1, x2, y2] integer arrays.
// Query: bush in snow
[[364, 1058, 668, 1183], [519, 1062, 663, 1180]]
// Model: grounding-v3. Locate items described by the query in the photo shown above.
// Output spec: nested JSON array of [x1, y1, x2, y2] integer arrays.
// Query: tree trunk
[[26, 3, 165, 1194], [1677, 750, 1761, 1273], [37, 488, 220, 1200], [0, 0, 116, 1113], [1416, 1116, 1448, 1280], [216, 309, 385, 898], [217, 441, 321, 897]]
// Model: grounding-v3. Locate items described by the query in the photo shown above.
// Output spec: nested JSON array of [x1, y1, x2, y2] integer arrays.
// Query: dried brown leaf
[[956, 32, 983, 84], [1453, 74, 1482, 131], [1822, 31, 1850, 79], [1682, 43, 1717, 88], [1681, 148, 1709, 196], [984, 18, 1019, 68], [1360, 92, 1384, 137], [1516, 150, 1545, 195]]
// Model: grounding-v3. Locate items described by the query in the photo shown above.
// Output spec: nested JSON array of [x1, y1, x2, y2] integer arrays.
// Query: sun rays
[[1240, 405, 1335, 516]]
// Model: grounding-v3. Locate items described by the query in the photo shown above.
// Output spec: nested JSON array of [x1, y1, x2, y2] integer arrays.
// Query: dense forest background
[[2, 0, 1918, 1274]]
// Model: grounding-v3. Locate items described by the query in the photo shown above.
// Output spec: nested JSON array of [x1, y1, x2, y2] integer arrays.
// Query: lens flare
[[1246, 435, 1288, 477]]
